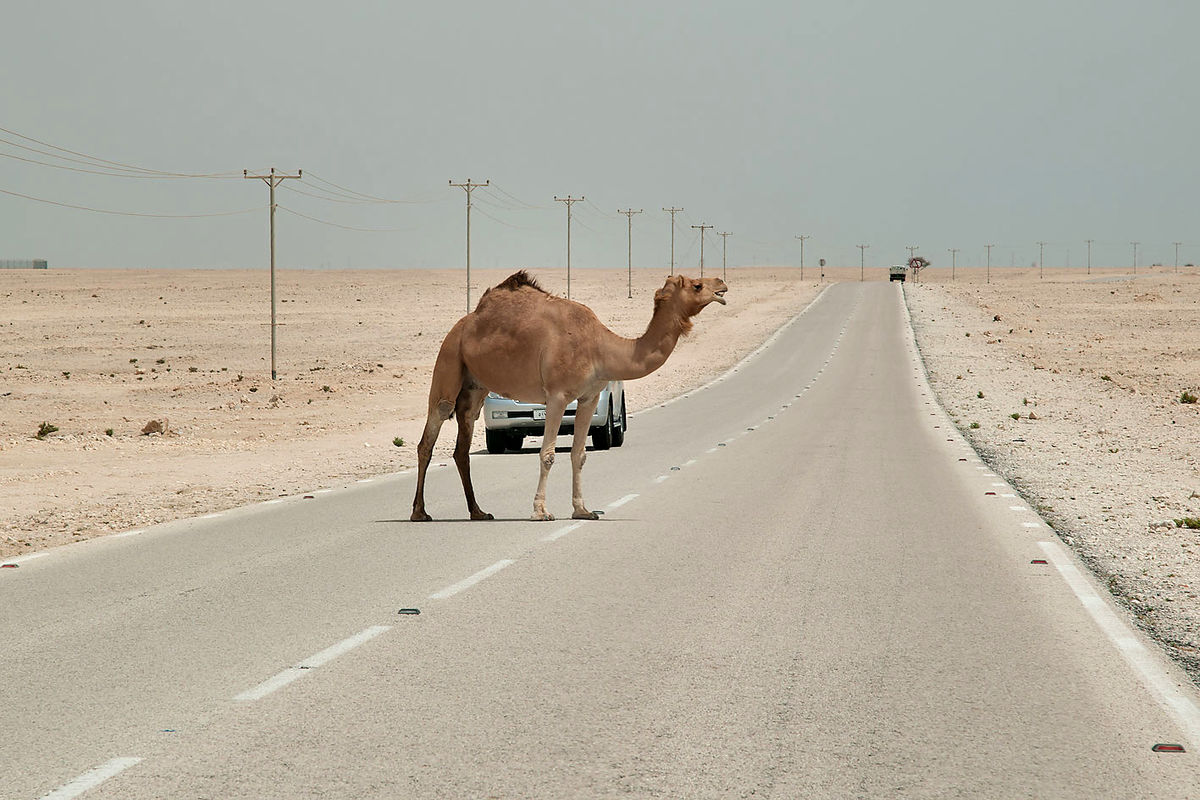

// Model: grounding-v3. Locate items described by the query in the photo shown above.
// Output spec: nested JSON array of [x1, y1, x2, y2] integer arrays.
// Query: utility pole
[[555, 195, 584, 298], [449, 178, 489, 313], [906, 244, 919, 261], [618, 208, 643, 298], [1037, 241, 1046, 279], [948, 248, 959, 281], [795, 234, 810, 281], [857, 244, 869, 281], [1175, 241, 1182, 272], [985, 244, 994, 284], [719, 231, 732, 281], [691, 223, 713, 277], [663, 207, 683, 275], [244, 167, 302, 382], [1131, 241, 1139, 273], [1085, 239, 1093, 275]]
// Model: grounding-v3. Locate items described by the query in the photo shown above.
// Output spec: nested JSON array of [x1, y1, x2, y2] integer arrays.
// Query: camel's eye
[[692, 282, 703, 292]]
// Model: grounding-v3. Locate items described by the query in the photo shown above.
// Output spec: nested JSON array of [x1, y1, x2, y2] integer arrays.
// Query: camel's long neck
[[601, 302, 688, 381]]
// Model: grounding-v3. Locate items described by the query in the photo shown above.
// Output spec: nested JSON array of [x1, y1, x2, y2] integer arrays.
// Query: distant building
[[0, 259, 48, 269]]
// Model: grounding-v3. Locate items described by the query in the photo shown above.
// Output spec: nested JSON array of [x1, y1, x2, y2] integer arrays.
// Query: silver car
[[482, 381, 627, 454]]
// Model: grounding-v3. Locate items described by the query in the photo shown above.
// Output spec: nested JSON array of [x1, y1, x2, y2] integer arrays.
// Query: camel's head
[[655, 274, 728, 319]]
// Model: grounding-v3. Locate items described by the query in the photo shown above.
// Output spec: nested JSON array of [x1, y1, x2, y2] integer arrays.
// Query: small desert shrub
[[977, 391, 984, 399], [105, 428, 114, 437], [969, 422, 980, 429], [1174, 517, 1200, 529], [36, 422, 59, 439], [393, 437, 405, 448], [188, 366, 199, 373], [321, 385, 332, 393], [1181, 390, 1198, 404], [1100, 375, 1112, 382], [1011, 413, 1021, 420]]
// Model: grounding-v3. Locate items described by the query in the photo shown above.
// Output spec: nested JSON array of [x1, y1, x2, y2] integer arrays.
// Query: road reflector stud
[[718, 443, 727, 447], [398, 608, 421, 615], [958, 458, 968, 462], [303, 495, 314, 499], [1, 563, 17, 568], [1030, 559, 1049, 565], [1152, 743, 1185, 753], [670, 466, 681, 471], [985, 492, 997, 496]]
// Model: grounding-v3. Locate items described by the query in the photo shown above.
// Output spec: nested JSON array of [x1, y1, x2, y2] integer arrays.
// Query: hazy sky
[[2, 1, 1197, 272]]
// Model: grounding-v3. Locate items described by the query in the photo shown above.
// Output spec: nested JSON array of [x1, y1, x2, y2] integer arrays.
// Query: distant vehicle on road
[[889, 264, 908, 282], [482, 381, 627, 453]]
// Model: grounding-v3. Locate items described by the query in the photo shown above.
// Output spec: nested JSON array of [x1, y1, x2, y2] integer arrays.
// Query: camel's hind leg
[[453, 383, 493, 520], [531, 396, 569, 521], [411, 397, 455, 521], [569, 393, 601, 520]]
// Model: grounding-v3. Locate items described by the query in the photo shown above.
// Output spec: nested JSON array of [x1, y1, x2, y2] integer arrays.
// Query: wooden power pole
[[691, 223, 713, 277], [618, 208, 643, 298], [719, 231, 732, 281], [244, 167, 302, 381], [663, 207, 684, 275], [555, 195, 584, 298], [450, 178, 489, 312]]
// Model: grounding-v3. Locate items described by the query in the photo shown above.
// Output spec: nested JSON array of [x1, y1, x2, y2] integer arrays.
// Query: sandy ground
[[0, 266, 817, 557], [905, 267, 1200, 680]]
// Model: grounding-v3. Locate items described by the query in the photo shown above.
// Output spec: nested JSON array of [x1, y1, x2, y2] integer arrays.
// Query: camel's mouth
[[713, 289, 727, 305]]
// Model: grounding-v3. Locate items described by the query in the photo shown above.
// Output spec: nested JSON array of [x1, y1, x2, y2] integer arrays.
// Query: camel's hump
[[494, 270, 546, 294]]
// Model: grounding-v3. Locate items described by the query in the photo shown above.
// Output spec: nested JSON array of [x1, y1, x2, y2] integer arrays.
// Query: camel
[[411, 270, 728, 522]]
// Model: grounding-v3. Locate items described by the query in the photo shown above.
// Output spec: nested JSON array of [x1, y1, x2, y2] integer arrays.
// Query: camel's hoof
[[531, 511, 555, 522], [411, 511, 432, 522], [572, 510, 600, 521], [471, 511, 494, 521]]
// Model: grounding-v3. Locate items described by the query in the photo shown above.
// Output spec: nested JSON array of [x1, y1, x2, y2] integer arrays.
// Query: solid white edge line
[[4, 551, 48, 566], [1038, 540, 1200, 744], [40, 757, 143, 800], [542, 522, 585, 542], [608, 493, 638, 509], [234, 625, 391, 702], [429, 559, 516, 600]]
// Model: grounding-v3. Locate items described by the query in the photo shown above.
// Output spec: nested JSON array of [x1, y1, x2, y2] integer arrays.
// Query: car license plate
[[533, 409, 546, 420]]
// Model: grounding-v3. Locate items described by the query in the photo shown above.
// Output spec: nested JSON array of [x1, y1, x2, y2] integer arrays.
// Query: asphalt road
[[4, 282, 1199, 799]]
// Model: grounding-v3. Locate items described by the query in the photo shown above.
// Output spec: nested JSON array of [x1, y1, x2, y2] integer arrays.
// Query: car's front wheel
[[612, 397, 626, 447], [485, 429, 508, 454], [591, 402, 615, 450]]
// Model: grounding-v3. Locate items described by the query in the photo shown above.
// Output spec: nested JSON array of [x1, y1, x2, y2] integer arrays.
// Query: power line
[[0, 183, 261, 218], [276, 205, 415, 232], [0, 125, 240, 178], [304, 172, 441, 204]]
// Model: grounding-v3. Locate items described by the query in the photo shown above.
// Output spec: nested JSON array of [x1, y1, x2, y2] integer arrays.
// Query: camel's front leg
[[532, 397, 569, 521], [569, 394, 601, 520]]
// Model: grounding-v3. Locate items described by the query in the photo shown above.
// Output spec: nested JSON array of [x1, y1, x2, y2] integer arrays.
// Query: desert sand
[[4, 265, 1198, 681]]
